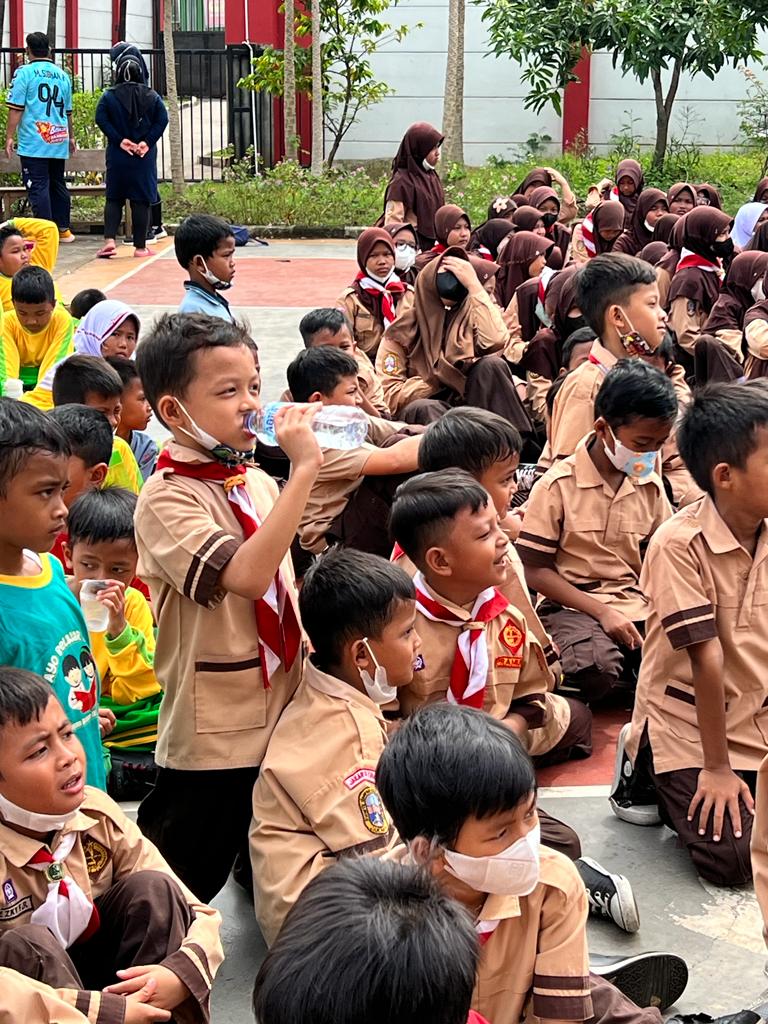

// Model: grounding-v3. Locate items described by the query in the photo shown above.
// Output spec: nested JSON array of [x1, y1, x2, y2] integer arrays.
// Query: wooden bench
[[0, 148, 107, 219]]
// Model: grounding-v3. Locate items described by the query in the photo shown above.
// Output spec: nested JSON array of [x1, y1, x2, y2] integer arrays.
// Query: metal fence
[[0, 46, 273, 182]]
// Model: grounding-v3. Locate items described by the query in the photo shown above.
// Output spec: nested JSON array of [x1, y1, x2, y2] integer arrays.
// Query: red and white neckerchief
[[155, 452, 301, 688], [476, 918, 501, 946], [431, 242, 447, 255], [355, 270, 406, 326], [676, 247, 722, 277], [391, 541, 405, 561], [413, 571, 509, 708], [537, 266, 556, 305], [475, 245, 493, 260], [28, 832, 100, 948], [580, 212, 597, 257], [609, 186, 622, 203], [588, 352, 611, 375]]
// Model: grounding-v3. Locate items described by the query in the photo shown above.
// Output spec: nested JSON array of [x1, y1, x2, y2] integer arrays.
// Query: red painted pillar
[[8, 0, 24, 48], [562, 49, 591, 151], [111, 0, 121, 44], [65, 0, 79, 47]]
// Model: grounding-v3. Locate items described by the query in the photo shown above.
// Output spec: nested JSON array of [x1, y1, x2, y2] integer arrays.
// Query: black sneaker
[[667, 1013, 761, 1024], [123, 228, 158, 246], [609, 722, 661, 825], [107, 749, 158, 801], [152, 225, 168, 239], [591, 952, 689, 1011], [575, 856, 640, 933]]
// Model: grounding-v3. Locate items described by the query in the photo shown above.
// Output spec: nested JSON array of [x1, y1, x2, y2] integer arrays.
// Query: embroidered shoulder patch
[[382, 353, 400, 375], [500, 619, 525, 654], [83, 835, 110, 877], [344, 767, 377, 791], [413, 653, 425, 672], [358, 785, 389, 835]]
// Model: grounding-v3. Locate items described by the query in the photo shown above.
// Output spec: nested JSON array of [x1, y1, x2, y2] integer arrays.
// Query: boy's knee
[[547, 614, 622, 700], [102, 869, 190, 917], [687, 830, 753, 886], [0, 923, 63, 966]]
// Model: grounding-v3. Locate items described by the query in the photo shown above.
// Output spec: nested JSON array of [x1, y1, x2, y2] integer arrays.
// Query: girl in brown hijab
[[754, 178, 768, 204], [415, 204, 471, 271], [495, 231, 554, 309], [653, 212, 680, 245], [743, 263, 768, 378], [569, 200, 625, 264], [746, 221, 768, 252], [666, 207, 732, 355], [386, 221, 419, 286], [667, 183, 696, 216], [511, 205, 546, 235], [613, 188, 669, 256], [591, 159, 644, 224], [486, 195, 517, 220], [527, 185, 572, 258], [383, 122, 445, 249], [375, 247, 535, 444], [469, 218, 514, 262], [702, 250, 768, 360], [338, 227, 413, 358], [514, 166, 577, 221], [695, 183, 723, 209]]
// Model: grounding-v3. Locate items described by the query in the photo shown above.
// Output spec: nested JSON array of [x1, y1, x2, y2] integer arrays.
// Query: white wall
[[18, 0, 154, 52], [328, 0, 768, 164]]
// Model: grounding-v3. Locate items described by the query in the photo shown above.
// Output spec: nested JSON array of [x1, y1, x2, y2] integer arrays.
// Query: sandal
[[96, 244, 116, 258], [134, 248, 152, 258]]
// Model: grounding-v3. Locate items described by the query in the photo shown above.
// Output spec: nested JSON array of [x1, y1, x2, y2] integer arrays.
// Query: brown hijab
[[612, 188, 668, 256], [469, 218, 514, 260], [703, 251, 768, 334], [520, 267, 579, 378], [585, 200, 626, 255], [468, 254, 501, 286], [512, 206, 544, 233], [495, 231, 554, 308], [386, 221, 419, 285], [653, 213, 680, 244], [746, 221, 768, 253], [486, 196, 517, 220], [353, 227, 400, 324], [414, 204, 470, 272], [657, 214, 688, 277], [527, 184, 572, 253], [384, 246, 482, 398], [667, 207, 732, 311], [695, 183, 723, 210], [667, 183, 696, 212], [515, 167, 552, 196], [754, 178, 768, 204], [611, 159, 644, 221], [637, 241, 670, 266], [384, 122, 445, 246]]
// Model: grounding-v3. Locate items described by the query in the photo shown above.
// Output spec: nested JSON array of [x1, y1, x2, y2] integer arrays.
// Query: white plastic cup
[[80, 580, 110, 633], [2, 378, 23, 400]]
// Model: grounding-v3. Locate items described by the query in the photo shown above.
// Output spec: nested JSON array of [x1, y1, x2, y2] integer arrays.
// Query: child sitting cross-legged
[[64, 487, 161, 801], [0, 667, 222, 1023], [249, 546, 417, 944]]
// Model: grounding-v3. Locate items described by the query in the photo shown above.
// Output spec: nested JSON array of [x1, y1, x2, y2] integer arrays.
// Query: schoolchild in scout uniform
[[132, 313, 323, 903], [613, 381, 768, 887], [519, 361, 675, 702], [0, 670, 222, 1024], [250, 548, 418, 943]]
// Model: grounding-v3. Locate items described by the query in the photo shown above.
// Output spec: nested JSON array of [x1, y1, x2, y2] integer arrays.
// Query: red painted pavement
[[109, 257, 357, 308], [538, 707, 629, 788]]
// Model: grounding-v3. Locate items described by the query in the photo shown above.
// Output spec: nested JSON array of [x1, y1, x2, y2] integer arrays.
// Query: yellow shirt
[[5, 305, 74, 400], [0, 216, 62, 313], [87, 585, 159, 705], [105, 436, 143, 494]]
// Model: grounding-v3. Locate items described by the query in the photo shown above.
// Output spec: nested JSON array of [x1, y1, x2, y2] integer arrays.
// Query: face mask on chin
[[0, 791, 79, 834], [358, 639, 397, 705], [443, 823, 541, 896], [365, 266, 394, 285], [196, 256, 232, 291], [616, 307, 656, 357], [422, 156, 436, 172], [753, 280, 766, 302], [604, 424, 658, 480], [175, 400, 256, 468]]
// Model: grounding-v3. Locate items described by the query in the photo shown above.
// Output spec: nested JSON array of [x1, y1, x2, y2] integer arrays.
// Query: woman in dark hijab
[[667, 207, 732, 356], [612, 188, 669, 256], [386, 221, 420, 285], [527, 185, 572, 259], [414, 204, 471, 271], [638, 241, 670, 267], [514, 167, 577, 221], [569, 200, 625, 264], [667, 183, 696, 216], [383, 123, 445, 249], [469, 218, 515, 262], [695, 184, 723, 210], [653, 213, 680, 245], [495, 231, 554, 309], [95, 52, 168, 257]]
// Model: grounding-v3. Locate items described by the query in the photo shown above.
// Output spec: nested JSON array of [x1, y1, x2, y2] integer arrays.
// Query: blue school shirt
[[7, 59, 73, 159], [0, 553, 106, 789], [179, 282, 235, 322]]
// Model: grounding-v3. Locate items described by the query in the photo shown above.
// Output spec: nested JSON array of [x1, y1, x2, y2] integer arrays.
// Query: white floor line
[[538, 784, 611, 798], [103, 245, 172, 294]]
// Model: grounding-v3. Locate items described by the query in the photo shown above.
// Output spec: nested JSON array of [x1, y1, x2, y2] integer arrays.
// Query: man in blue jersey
[[5, 33, 75, 242]]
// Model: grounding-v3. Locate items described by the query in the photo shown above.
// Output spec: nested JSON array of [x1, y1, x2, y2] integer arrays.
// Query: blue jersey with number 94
[[7, 58, 72, 159]]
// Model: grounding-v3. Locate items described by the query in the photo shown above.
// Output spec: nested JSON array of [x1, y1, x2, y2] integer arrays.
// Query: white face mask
[[753, 280, 765, 302], [604, 425, 658, 480], [175, 399, 255, 467], [358, 638, 397, 705], [395, 243, 417, 271], [365, 266, 393, 286], [0, 791, 79, 833], [196, 256, 232, 291], [644, 218, 655, 232], [422, 156, 436, 172], [443, 823, 541, 896]]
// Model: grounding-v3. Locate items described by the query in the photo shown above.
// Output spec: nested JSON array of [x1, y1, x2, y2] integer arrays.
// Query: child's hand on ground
[[687, 766, 755, 842], [98, 580, 127, 637], [98, 707, 116, 738], [597, 608, 643, 649], [121, 976, 171, 1022], [106, 965, 190, 1011], [274, 403, 324, 475]]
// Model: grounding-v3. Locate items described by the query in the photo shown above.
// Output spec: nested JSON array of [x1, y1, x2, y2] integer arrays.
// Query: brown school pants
[[588, 972, 663, 1024], [534, 699, 593, 862], [0, 870, 208, 1022]]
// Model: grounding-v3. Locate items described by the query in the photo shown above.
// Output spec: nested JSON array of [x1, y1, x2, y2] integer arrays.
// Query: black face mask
[[542, 212, 558, 229], [712, 238, 734, 260], [436, 269, 468, 305], [564, 314, 588, 336]]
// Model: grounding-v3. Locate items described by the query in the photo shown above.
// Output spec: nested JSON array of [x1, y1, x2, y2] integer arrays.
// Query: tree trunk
[[441, 0, 465, 167], [118, 0, 128, 42], [310, 0, 323, 174], [163, 0, 186, 193], [651, 60, 681, 171], [283, 0, 298, 161], [46, 0, 57, 46]]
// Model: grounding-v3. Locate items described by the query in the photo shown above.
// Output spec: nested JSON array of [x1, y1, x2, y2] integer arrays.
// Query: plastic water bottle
[[244, 403, 369, 450], [2, 378, 23, 400]]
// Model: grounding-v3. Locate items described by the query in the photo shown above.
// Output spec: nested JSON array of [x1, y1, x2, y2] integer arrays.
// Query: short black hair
[[0, 223, 24, 256], [561, 326, 597, 369], [0, 397, 69, 496], [299, 548, 414, 669], [70, 288, 107, 320], [678, 382, 768, 495], [253, 857, 479, 1024], [67, 487, 137, 548], [105, 355, 141, 389], [48, 404, 113, 469], [575, 254, 656, 335], [0, 667, 54, 733], [52, 355, 123, 406], [389, 469, 489, 566], [287, 347, 358, 402], [377, 704, 537, 846], [26, 32, 50, 57], [419, 408, 522, 476], [11, 265, 55, 305], [174, 214, 234, 269], [136, 313, 257, 428], [299, 308, 353, 347], [594, 359, 677, 427]]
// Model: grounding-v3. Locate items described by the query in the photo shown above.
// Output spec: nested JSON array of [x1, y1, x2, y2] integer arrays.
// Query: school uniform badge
[[496, 618, 525, 669], [382, 353, 399, 375], [358, 785, 389, 835], [83, 835, 110, 878]]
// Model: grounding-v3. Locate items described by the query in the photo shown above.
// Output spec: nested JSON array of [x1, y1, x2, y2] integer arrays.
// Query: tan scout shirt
[[517, 434, 672, 621], [752, 754, 768, 943], [134, 442, 302, 770], [356, 348, 389, 416], [339, 287, 415, 357], [400, 578, 569, 753], [250, 660, 400, 944], [0, 969, 105, 1024], [626, 496, 768, 773], [668, 295, 707, 355], [0, 788, 223, 1022], [472, 848, 592, 1024], [549, 341, 617, 460]]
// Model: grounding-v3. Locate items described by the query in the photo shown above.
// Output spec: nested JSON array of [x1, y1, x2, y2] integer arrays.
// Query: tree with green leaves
[[239, 0, 420, 168], [476, 0, 768, 169]]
